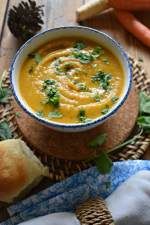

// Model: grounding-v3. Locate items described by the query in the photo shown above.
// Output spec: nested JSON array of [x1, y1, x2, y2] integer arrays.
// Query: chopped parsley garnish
[[92, 71, 112, 91], [42, 79, 60, 107], [54, 59, 64, 75], [36, 111, 44, 117], [101, 105, 110, 115], [28, 52, 43, 64], [102, 58, 109, 64], [72, 45, 102, 64], [92, 63, 98, 68], [77, 83, 89, 92], [91, 46, 103, 59], [111, 96, 119, 103], [63, 62, 74, 71], [48, 111, 63, 119], [78, 109, 87, 123], [93, 93, 101, 102], [73, 50, 94, 64], [73, 42, 86, 50]]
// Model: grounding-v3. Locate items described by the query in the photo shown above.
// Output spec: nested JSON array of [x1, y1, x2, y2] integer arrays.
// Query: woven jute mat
[[0, 58, 150, 222], [0, 57, 150, 181]]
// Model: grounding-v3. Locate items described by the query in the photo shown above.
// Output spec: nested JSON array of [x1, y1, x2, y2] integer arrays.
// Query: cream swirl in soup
[[19, 38, 124, 124]]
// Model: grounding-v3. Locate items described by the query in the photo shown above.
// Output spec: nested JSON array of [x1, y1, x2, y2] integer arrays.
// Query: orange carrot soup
[[19, 38, 124, 124]]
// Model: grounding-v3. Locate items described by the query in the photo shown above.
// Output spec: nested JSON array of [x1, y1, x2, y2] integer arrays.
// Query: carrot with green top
[[115, 10, 150, 47]]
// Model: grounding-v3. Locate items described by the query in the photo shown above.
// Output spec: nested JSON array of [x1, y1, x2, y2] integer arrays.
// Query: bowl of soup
[[10, 26, 132, 132]]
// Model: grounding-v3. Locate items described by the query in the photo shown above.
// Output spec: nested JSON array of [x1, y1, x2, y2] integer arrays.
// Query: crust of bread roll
[[0, 139, 49, 203]]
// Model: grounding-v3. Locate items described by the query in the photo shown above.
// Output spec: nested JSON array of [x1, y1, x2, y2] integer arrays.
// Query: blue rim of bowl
[[10, 25, 132, 130]]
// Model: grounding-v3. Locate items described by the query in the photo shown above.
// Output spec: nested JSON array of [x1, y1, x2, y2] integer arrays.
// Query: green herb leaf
[[48, 111, 63, 119], [73, 50, 94, 64], [102, 58, 109, 64], [95, 152, 113, 174], [73, 42, 86, 50], [0, 88, 11, 103], [111, 96, 119, 103], [0, 71, 11, 104], [88, 133, 107, 148], [137, 116, 150, 133], [78, 109, 87, 123], [28, 53, 43, 64], [93, 93, 101, 102], [36, 111, 44, 117], [42, 79, 60, 107], [77, 83, 89, 92], [91, 46, 103, 59], [34, 53, 43, 64], [92, 71, 112, 91], [101, 105, 109, 115], [0, 121, 12, 140], [15, 112, 21, 118], [139, 92, 150, 115]]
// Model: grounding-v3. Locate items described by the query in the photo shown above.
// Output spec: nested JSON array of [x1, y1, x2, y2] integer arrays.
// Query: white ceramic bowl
[[10, 26, 132, 132]]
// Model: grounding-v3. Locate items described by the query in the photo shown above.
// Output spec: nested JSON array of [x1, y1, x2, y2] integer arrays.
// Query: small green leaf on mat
[[0, 71, 11, 104], [15, 112, 21, 118], [0, 88, 11, 103], [95, 152, 113, 174], [137, 116, 150, 133], [48, 111, 63, 119], [139, 92, 150, 115], [88, 133, 107, 148], [0, 121, 12, 140]]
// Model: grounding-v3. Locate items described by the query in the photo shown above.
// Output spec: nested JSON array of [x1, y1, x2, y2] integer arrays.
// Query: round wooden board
[[12, 84, 139, 161]]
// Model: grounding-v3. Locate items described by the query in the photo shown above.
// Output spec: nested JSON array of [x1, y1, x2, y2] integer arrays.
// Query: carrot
[[76, 0, 109, 21], [110, 0, 150, 11], [115, 10, 150, 47]]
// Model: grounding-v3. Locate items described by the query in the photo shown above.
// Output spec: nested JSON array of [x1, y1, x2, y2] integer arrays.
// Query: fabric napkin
[[2, 160, 150, 225]]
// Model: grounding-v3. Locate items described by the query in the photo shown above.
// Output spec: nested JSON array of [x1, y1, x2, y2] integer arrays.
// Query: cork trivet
[[13, 84, 138, 161]]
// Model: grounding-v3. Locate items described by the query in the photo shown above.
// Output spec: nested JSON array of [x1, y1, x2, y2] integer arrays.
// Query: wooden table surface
[[0, 0, 150, 157]]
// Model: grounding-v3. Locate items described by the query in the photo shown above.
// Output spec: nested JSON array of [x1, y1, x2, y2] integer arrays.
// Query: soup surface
[[19, 38, 124, 124]]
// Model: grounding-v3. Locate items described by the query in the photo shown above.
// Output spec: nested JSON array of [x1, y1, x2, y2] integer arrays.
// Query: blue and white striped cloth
[[1, 160, 150, 225]]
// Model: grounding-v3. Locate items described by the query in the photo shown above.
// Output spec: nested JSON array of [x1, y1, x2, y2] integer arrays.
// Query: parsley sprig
[[92, 71, 112, 91], [73, 41, 86, 50], [137, 92, 150, 133], [42, 79, 60, 107], [72, 46, 103, 64], [78, 109, 87, 123], [0, 120, 12, 140], [0, 71, 11, 103]]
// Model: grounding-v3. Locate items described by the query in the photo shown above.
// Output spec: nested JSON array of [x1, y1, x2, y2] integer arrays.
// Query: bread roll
[[0, 139, 49, 203]]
